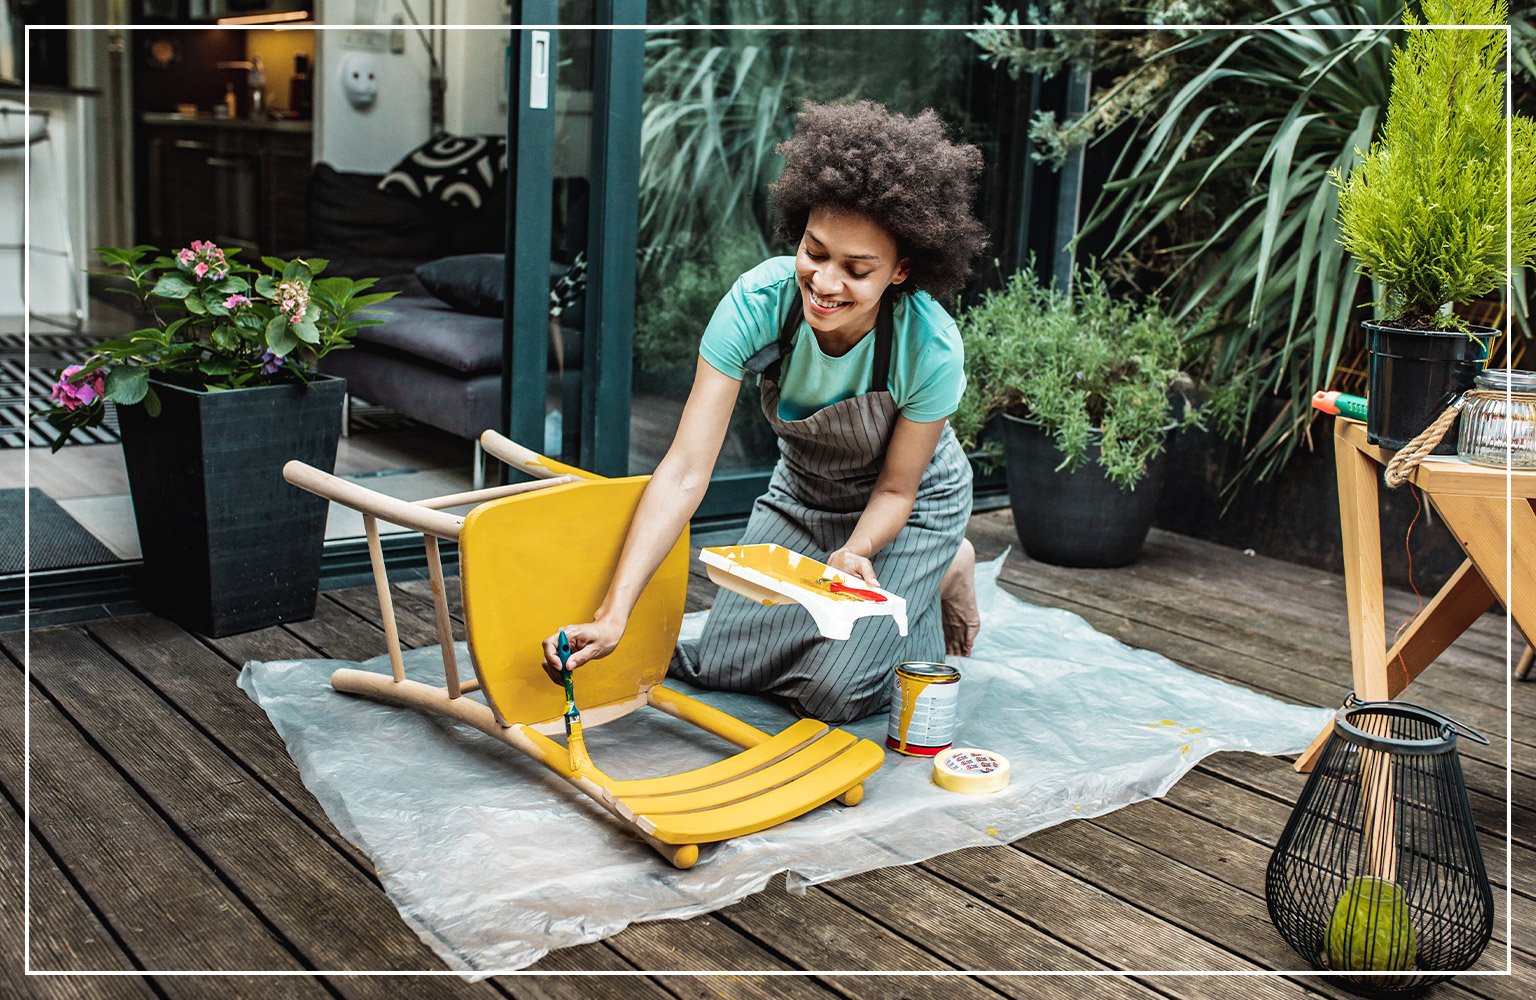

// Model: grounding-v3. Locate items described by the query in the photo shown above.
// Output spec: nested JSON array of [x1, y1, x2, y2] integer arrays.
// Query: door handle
[[529, 30, 550, 110]]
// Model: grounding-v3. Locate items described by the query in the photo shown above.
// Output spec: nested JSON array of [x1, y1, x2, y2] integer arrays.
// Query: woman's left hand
[[826, 547, 879, 588]]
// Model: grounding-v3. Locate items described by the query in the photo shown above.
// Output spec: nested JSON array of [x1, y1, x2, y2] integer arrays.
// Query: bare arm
[[825, 416, 947, 586], [543, 357, 740, 671]]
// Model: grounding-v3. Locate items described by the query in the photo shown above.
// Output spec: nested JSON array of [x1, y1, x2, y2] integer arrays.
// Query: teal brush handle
[[557, 630, 577, 731], [555, 630, 590, 774]]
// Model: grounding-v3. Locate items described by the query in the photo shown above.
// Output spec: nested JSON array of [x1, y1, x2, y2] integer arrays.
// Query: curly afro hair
[[769, 100, 988, 301]]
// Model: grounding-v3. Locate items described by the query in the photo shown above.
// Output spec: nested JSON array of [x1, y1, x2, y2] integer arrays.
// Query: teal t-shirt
[[697, 257, 966, 423]]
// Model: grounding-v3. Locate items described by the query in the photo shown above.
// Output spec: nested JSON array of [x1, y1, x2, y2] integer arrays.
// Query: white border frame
[[21, 16, 1518, 984]]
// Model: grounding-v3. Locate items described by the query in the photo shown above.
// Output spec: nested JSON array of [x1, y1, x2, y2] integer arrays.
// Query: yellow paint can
[[885, 661, 960, 757]]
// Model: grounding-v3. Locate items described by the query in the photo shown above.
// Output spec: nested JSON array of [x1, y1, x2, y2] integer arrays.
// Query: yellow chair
[[283, 430, 884, 868]]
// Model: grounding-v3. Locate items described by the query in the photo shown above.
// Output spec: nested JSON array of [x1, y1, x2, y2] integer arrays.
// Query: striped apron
[[669, 291, 974, 723]]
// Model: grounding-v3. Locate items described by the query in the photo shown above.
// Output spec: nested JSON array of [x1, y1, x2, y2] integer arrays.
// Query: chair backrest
[[458, 475, 689, 727]]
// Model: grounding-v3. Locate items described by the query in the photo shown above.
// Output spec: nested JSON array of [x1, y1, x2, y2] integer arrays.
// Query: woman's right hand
[[541, 618, 626, 683]]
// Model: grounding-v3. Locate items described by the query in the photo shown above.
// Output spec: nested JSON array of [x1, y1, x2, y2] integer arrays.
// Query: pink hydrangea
[[176, 240, 228, 282], [224, 293, 252, 310], [273, 280, 310, 325], [50, 364, 105, 411]]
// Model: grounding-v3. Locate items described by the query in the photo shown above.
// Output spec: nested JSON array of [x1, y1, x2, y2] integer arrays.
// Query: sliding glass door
[[503, 0, 642, 478]]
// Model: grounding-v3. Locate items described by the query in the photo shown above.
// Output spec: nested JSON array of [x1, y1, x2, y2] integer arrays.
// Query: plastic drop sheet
[[239, 554, 1332, 975]]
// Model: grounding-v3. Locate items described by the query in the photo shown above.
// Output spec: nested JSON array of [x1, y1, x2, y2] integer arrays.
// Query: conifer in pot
[[1333, 0, 1536, 448]]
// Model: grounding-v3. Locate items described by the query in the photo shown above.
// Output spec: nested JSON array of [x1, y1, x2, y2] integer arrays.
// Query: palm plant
[[636, 33, 793, 289], [978, 0, 1532, 482]]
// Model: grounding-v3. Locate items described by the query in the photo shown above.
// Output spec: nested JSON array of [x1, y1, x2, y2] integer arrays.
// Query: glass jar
[[1456, 369, 1536, 468]]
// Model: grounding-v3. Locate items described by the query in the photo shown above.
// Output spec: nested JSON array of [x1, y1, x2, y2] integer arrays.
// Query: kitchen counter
[[0, 83, 102, 97], [139, 113, 314, 258], [141, 112, 312, 134]]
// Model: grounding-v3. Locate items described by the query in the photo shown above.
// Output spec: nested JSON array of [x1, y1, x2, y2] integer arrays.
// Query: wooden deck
[[3, 511, 1532, 998]]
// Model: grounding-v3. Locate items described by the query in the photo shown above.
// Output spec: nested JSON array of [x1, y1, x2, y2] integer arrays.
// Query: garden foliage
[[974, 0, 1533, 483], [953, 264, 1202, 490]]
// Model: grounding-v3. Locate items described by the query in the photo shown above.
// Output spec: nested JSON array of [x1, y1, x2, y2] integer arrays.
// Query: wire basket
[[1266, 697, 1494, 995]]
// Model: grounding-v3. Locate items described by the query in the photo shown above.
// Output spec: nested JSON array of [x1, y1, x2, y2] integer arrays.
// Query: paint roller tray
[[699, 543, 909, 641]]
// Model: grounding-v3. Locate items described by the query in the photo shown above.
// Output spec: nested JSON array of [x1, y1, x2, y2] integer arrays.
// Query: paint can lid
[[895, 661, 961, 681], [932, 747, 1011, 794]]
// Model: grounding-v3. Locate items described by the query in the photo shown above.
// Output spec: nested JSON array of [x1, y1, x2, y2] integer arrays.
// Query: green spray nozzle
[[1312, 390, 1368, 422]]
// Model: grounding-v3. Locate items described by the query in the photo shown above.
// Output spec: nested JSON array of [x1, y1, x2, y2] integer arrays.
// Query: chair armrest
[[283, 460, 465, 539], [417, 475, 581, 510], [478, 429, 602, 481]]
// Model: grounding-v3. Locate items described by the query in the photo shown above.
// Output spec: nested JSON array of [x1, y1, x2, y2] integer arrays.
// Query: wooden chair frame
[[284, 430, 882, 869]]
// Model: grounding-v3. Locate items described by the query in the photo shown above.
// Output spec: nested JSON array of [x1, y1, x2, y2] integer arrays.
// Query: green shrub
[[1334, 0, 1536, 327], [633, 229, 767, 378], [953, 265, 1201, 490]]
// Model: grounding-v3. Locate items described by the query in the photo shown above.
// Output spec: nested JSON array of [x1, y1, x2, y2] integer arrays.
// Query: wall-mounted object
[[339, 52, 378, 110]]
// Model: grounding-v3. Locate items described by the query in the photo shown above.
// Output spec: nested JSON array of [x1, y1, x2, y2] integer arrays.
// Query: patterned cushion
[[377, 134, 508, 211]]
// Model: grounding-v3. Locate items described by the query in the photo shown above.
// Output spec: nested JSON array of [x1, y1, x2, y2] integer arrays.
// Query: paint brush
[[556, 630, 591, 775], [814, 575, 888, 602]]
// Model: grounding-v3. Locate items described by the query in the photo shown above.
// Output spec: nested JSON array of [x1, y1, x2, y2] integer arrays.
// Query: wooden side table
[[1295, 416, 1536, 772]]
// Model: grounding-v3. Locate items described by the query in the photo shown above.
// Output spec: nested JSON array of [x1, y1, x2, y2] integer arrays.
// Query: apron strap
[[743, 288, 893, 393], [741, 291, 803, 382], [870, 291, 894, 394]]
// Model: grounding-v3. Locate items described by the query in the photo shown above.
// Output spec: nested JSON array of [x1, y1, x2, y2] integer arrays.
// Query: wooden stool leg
[[1517, 645, 1535, 681]]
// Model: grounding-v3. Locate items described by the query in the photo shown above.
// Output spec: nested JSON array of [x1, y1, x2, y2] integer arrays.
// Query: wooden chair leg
[[1517, 645, 1535, 681]]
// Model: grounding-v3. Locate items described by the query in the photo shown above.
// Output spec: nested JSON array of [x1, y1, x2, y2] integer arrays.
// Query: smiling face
[[795, 207, 909, 343]]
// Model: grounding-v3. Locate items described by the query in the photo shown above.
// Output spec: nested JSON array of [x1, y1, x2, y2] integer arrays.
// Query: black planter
[[117, 375, 345, 637], [1365, 320, 1489, 451], [1001, 414, 1170, 568]]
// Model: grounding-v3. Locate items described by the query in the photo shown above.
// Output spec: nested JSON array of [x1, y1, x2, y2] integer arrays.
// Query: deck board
[[2, 521, 1531, 997]]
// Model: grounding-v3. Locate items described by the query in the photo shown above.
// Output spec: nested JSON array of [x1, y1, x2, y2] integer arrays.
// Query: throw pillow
[[415, 254, 588, 327], [378, 134, 507, 211], [308, 163, 445, 258], [416, 254, 505, 317]]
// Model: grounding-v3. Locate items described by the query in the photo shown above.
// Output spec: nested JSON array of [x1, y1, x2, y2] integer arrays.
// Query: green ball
[[1326, 877, 1418, 972]]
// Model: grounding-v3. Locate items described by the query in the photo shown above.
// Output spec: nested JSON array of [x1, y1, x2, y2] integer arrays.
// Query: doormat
[[239, 554, 1333, 975], [0, 488, 119, 574], [0, 334, 120, 449]]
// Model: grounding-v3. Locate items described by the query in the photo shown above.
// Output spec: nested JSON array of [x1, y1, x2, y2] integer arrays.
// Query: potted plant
[[44, 241, 394, 636], [952, 264, 1201, 567], [1333, 0, 1536, 450]]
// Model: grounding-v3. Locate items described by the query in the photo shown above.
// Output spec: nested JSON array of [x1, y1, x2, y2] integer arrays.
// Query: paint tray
[[699, 543, 909, 641]]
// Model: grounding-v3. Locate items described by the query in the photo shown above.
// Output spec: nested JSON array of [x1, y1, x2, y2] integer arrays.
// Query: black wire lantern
[[1266, 697, 1494, 995]]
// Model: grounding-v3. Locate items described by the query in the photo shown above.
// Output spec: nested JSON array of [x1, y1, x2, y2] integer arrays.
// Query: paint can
[[885, 661, 961, 756]]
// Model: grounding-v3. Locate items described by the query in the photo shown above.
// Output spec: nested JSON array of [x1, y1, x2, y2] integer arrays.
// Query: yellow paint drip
[[709, 544, 865, 600], [895, 672, 939, 754]]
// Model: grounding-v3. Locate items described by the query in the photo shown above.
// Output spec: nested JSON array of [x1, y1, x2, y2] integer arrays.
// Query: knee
[[789, 670, 889, 725]]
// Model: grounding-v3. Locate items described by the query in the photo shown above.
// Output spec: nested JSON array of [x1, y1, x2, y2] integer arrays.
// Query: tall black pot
[[1365, 320, 1489, 451], [117, 375, 345, 637], [1001, 413, 1170, 568]]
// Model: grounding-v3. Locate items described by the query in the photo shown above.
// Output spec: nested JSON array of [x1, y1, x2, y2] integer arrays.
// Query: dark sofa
[[297, 163, 583, 475]]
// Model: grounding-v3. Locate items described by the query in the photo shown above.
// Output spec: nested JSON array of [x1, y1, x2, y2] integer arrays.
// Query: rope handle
[[1381, 386, 1536, 488], [1382, 401, 1463, 488]]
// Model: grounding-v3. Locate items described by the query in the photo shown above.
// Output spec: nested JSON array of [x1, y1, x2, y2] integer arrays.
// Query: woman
[[543, 100, 988, 723]]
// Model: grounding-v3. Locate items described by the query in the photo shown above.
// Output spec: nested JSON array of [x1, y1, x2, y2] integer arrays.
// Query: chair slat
[[616, 728, 858, 815], [634, 738, 885, 845], [603, 718, 829, 797]]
